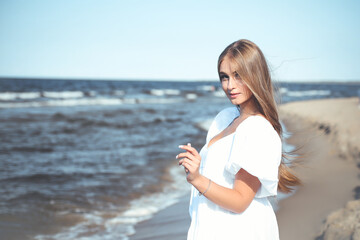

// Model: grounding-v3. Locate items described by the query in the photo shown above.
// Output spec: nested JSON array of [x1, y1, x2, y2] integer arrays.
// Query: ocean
[[0, 78, 359, 240]]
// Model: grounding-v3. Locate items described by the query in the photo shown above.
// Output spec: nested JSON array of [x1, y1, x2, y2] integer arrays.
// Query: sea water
[[0, 78, 358, 239]]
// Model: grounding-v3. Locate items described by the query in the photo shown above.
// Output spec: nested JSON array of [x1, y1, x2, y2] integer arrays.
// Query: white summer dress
[[187, 107, 281, 240]]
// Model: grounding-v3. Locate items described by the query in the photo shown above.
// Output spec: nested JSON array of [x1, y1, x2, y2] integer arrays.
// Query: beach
[[1, 79, 359, 240], [277, 97, 360, 239], [130, 97, 360, 240]]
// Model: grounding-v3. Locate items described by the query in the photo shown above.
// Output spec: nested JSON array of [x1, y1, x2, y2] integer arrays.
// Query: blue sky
[[0, 0, 359, 82]]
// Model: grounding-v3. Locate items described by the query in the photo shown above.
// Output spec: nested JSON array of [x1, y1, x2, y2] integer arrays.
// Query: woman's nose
[[227, 77, 236, 89]]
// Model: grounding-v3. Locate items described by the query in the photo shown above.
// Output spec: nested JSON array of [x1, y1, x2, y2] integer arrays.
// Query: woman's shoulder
[[214, 107, 239, 123], [241, 115, 272, 129], [239, 115, 281, 143]]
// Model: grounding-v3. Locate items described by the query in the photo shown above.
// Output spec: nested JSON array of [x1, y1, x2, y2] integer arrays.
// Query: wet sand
[[130, 196, 190, 240]]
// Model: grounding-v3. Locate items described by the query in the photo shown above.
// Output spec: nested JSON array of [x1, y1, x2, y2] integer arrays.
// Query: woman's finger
[[180, 159, 195, 172], [179, 144, 201, 159], [177, 152, 199, 163], [181, 162, 192, 172], [178, 157, 194, 167], [179, 158, 197, 170], [178, 158, 190, 172]]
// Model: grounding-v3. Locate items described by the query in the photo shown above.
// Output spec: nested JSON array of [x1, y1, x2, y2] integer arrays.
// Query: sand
[[279, 97, 360, 161], [130, 97, 360, 240], [277, 97, 360, 239], [130, 196, 190, 240]]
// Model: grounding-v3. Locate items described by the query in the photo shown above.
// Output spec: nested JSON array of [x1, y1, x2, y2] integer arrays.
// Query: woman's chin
[[228, 98, 241, 105], [228, 95, 253, 106]]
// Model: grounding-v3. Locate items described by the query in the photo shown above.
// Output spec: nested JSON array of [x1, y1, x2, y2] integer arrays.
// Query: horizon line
[[0, 76, 359, 84]]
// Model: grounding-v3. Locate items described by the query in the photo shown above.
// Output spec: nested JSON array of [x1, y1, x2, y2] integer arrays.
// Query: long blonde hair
[[218, 39, 300, 193]]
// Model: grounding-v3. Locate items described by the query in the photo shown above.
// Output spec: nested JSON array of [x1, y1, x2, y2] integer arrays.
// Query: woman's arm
[[177, 144, 260, 214]]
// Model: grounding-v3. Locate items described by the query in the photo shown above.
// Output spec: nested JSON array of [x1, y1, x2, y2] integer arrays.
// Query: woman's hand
[[176, 143, 201, 183]]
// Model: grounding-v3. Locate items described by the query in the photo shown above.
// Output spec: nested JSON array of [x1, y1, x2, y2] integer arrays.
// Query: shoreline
[[129, 97, 360, 240], [129, 196, 190, 240]]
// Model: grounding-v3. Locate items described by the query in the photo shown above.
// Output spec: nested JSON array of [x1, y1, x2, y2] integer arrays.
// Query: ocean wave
[[0, 91, 99, 102], [79, 119, 129, 129], [112, 90, 125, 96], [3, 173, 74, 185], [0, 98, 125, 108], [6, 191, 51, 203], [0, 92, 41, 100], [0, 91, 97, 102], [84, 91, 97, 97], [149, 89, 181, 96], [213, 90, 226, 97], [197, 85, 216, 92], [51, 113, 180, 130], [186, 93, 197, 100], [51, 115, 131, 129], [195, 119, 213, 131], [43, 91, 84, 99], [8, 146, 54, 153], [0, 96, 189, 108], [34, 164, 190, 240], [285, 90, 331, 97], [136, 97, 184, 104], [279, 87, 288, 94]]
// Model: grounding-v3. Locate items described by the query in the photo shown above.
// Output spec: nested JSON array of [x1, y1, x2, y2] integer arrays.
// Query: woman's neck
[[238, 97, 259, 118]]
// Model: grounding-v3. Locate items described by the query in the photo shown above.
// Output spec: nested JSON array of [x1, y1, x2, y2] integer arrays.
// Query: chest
[[200, 134, 236, 185]]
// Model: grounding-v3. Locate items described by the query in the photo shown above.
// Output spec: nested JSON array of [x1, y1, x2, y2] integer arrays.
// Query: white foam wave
[[137, 97, 183, 104], [150, 89, 181, 96], [279, 87, 288, 94], [186, 93, 197, 100], [0, 92, 41, 100], [0, 96, 187, 108], [113, 90, 125, 96], [197, 85, 215, 92], [196, 119, 213, 131], [43, 91, 84, 99], [34, 165, 190, 240], [285, 90, 331, 97], [87, 91, 97, 97], [0, 98, 124, 108], [213, 90, 226, 97]]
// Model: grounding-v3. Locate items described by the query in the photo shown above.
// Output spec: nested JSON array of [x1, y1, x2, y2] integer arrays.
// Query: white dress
[[187, 107, 282, 240]]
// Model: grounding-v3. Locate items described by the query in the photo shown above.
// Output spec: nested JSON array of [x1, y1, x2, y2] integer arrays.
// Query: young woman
[[176, 39, 300, 240]]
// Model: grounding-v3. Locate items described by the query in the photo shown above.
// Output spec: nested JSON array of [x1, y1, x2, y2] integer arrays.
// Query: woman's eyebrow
[[219, 71, 228, 75]]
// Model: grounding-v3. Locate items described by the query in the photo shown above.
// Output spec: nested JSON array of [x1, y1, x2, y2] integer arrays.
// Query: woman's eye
[[220, 75, 229, 82], [234, 72, 241, 80]]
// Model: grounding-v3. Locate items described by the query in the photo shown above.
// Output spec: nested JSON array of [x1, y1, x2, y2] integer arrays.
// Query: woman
[[176, 39, 300, 239]]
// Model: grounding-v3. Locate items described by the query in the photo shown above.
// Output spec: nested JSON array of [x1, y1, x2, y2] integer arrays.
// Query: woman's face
[[219, 57, 253, 106]]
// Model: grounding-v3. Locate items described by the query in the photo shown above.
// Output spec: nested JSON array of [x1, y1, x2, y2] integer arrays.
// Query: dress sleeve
[[224, 117, 282, 198]]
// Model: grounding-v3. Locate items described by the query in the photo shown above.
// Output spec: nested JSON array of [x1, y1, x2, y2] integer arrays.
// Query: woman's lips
[[229, 93, 240, 99]]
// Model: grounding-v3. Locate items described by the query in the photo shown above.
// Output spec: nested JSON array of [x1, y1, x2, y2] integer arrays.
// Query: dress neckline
[[206, 115, 263, 150], [206, 131, 235, 150]]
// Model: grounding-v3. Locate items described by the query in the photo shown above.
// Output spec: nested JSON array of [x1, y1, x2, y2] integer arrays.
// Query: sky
[[0, 0, 359, 82]]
